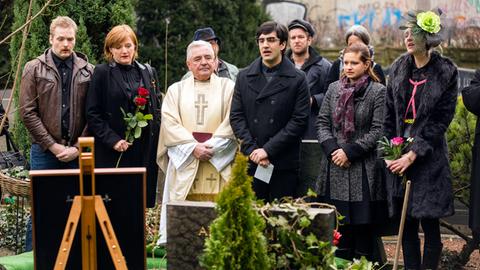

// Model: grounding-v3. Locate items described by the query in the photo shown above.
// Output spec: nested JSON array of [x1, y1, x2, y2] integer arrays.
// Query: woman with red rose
[[316, 43, 386, 262], [86, 25, 161, 208], [383, 10, 457, 269]]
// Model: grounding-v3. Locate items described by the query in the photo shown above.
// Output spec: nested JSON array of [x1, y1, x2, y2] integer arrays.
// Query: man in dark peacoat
[[230, 21, 310, 202], [461, 69, 480, 241]]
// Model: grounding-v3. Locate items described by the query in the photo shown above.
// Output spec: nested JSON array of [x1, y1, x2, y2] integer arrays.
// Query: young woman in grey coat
[[384, 10, 457, 270], [316, 43, 386, 261]]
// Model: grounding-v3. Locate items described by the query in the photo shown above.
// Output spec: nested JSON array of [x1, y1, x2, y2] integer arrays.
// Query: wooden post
[[393, 180, 412, 270]]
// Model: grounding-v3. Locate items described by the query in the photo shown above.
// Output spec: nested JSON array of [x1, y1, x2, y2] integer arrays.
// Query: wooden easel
[[53, 137, 128, 270]]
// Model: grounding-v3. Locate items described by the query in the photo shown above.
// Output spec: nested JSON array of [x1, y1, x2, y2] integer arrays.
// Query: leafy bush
[[259, 192, 339, 270], [446, 97, 476, 206], [0, 197, 29, 253], [200, 153, 270, 270]]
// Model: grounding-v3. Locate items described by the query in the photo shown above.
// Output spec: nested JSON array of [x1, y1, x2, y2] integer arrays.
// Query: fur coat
[[384, 51, 458, 219]]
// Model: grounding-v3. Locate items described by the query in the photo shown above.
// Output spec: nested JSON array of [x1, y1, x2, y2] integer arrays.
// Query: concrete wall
[[264, 0, 480, 48]]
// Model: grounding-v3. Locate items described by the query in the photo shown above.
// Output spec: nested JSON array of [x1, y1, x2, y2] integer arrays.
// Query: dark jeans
[[25, 144, 78, 251], [30, 144, 78, 170]]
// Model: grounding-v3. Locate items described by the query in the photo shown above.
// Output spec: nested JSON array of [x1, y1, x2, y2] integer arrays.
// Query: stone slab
[[166, 200, 335, 270]]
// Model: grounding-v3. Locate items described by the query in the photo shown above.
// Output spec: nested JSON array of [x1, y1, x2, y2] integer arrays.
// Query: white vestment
[[156, 74, 236, 244]]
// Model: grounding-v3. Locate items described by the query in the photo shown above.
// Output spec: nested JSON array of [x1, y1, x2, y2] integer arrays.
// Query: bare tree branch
[[0, 0, 35, 134], [0, 0, 56, 46], [439, 219, 472, 242]]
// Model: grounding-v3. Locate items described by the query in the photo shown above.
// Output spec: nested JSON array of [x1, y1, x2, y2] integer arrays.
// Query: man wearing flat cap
[[183, 27, 239, 81], [286, 19, 331, 140]]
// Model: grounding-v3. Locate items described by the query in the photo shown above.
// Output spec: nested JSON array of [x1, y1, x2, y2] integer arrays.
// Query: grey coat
[[316, 80, 386, 202], [384, 52, 457, 218]]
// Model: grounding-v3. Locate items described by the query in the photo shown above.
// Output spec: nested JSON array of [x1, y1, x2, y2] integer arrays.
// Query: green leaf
[[143, 114, 153, 120], [129, 119, 137, 128], [120, 107, 127, 117], [136, 112, 144, 120], [305, 233, 318, 246], [306, 188, 317, 198], [277, 215, 289, 227], [299, 216, 311, 228], [138, 121, 148, 128], [134, 126, 142, 138]]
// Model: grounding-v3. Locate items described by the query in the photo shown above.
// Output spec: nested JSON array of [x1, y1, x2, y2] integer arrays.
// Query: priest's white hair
[[186, 40, 214, 61]]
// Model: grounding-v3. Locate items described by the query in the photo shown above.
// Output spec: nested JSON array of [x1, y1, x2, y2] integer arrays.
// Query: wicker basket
[[0, 171, 30, 198]]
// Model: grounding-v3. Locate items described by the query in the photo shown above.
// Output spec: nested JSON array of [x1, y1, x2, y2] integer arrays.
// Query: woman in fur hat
[[383, 9, 458, 270]]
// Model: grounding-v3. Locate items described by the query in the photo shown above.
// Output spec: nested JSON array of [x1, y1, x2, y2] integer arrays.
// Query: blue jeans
[[30, 143, 78, 170], [25, 144, 78, 251]]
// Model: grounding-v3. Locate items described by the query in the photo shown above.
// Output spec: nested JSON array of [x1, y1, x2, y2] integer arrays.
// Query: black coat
[[384, 52, 458, 219], [86, 61, 161, 207], [230, 57, 310, 170], [461, 69, 480, 232], [286, 47, 332, 139]]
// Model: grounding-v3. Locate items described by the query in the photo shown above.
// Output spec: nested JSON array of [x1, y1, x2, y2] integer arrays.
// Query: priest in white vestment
[[157, 40, 237, 244]]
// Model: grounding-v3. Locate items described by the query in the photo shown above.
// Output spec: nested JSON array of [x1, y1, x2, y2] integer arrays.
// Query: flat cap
[[288, 19, 315, 37]]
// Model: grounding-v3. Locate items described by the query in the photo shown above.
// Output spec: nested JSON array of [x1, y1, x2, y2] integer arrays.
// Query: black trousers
[[249, 166, 298, 203], [336, 224, 374, 261], [403, 218, 442, 247]]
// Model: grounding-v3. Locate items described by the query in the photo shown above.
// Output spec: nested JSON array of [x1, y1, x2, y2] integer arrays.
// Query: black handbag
[[0, 130, 29, 170]]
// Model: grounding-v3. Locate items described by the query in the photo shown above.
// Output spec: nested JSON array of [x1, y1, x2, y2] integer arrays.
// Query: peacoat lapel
[[246, 58, 266, 94], [245, 57, 295, 101]]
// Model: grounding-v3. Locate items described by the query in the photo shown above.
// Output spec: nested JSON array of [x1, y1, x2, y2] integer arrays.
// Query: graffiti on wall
[[264, 0, 480, 48], [337, 3, 403, 30]]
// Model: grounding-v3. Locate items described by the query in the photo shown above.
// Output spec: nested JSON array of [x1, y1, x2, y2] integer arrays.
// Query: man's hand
[[56, 147, 79, 162], [48, 143, 66, 156], [113, 139, 130, 152], [193, 143, 214, 161], [250, 148, 268, 164], [258, 158, 270, 167], [331, 148, 350, 168]]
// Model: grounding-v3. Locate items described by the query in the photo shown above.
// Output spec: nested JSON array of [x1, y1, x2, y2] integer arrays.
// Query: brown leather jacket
[[20, 49, 94, 150]]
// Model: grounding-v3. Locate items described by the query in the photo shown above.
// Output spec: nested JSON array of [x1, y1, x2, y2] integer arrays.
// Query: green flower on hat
[[416, 11, 441, 34]]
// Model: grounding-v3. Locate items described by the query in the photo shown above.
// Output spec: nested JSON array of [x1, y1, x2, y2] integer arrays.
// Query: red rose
[[332, 230, 342, 246], [134, 97, 147, 107], [137, 87, 150, 97]]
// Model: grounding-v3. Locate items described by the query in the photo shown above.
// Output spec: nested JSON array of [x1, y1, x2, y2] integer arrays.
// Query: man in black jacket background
[[286, 19, 331, 139]]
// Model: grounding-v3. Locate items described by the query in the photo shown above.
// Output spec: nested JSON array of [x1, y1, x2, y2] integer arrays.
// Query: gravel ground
[[383, 235, 480, 269]]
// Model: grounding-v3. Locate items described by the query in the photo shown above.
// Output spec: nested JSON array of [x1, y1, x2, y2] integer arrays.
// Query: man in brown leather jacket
[[20, 16, 94, 252], [20, 16, 93, 170]]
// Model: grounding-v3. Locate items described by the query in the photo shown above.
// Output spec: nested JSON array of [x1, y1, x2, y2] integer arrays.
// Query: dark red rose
[[137, 87, 149, 97], [332, 230, 342, 246], [134, 97, 147, 107]]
